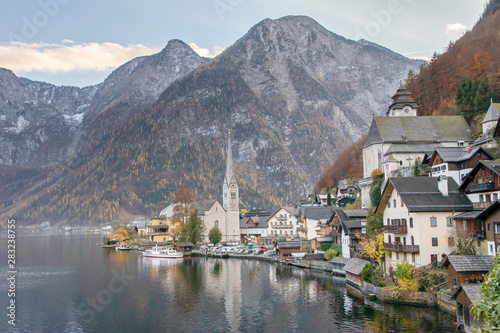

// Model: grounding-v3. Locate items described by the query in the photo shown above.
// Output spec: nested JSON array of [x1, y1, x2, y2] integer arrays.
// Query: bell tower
[[222, 132, 240, 241]]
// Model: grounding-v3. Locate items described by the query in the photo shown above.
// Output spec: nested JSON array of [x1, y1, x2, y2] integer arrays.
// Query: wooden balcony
[[384, 243, 419, 253], [383, 225, 407, 234], [473, 201, 493, 209], [469, 182, 495, 193]]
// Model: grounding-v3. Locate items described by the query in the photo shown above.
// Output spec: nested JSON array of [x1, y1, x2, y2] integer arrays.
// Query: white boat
[[116, 245, 132, 251], [142, 245, 183, 259]]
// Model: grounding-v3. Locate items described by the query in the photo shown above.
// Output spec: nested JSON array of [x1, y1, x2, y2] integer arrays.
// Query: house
[[331, 209, 367, 258], [127, 217, 149, 237], [336, 179, 359, 200], [473, 102, 500, 148], [359, 85, 473, 208], [276, 240, 311, 260], [459, 160, 500, 209], [475, 200, 500, 255], [442, 255, 493, 294], [429, 146, 492, 185], [300, 206, 336, 241], [376, 176, 473, 275], [315, 194, 329, 206], [240, 214, 270, 245], [452, 283, 484, 333], [267, 206, 300, 239], [336, 196, 356, 207], [452, 210, 491, 255], [344, 258, 370, 288], [147, 216, 171, 242]]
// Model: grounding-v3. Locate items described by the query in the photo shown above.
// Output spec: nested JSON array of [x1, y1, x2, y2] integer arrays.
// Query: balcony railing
[[473, 231, 486, 240], [473, 201, 493, 209], [383, 225, 407, 234], [296, 227, 308, 232], [272, 225, 293, 229], [469, 182, 495, 193], [384, 243, 420, 253]]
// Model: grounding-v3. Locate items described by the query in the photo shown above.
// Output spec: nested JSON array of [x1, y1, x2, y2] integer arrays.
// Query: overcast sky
[[0, 0, 487, 87]]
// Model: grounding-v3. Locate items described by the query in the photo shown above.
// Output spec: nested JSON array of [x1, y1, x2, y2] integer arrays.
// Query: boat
[[116, 245, 132, 251], [142, 245, 183, 259]]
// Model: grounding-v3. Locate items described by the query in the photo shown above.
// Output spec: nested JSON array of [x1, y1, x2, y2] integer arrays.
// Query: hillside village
[[111, 83, 500, 332]]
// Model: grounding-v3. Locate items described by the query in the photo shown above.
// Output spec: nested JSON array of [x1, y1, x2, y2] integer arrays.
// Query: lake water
[[0, 233, 457, 332]]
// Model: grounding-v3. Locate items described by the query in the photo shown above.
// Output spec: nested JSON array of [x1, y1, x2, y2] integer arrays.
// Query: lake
[[0, 233, 457, 332]]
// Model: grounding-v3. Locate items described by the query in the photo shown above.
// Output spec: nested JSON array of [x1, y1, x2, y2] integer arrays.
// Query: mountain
[[0, 68, 97, 166], [0, 40, 209, 168], [1, 16, 422, 225]]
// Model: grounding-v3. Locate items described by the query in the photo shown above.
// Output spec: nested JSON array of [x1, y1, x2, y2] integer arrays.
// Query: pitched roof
[[277, 240, 311, 249], [476, 200, 500, 220], [377, 177, 473, 214], [363, 116, 472, 149], [343, 258, 370, 275], [240, 215, 270, 229], [453, 210, 483, 220], [302, 206, 337, 220], [443, 255, 494, 272], [193, 200, 218, 214], [460, 160, 500, 190], [430, 146, 491, 165], [385, 143, 441, 156], [481, 102, 500, 124]]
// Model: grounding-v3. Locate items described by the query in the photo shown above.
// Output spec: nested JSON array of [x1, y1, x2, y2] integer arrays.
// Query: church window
[[231, 192, 236, 199], [377, 150, 382, 169], [215, 221, 218, 227]]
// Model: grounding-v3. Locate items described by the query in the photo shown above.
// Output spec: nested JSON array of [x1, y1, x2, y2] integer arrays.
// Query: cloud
[[0, 41, 161, 74], [445, 23, 467, 35], [188, 42, 224, 58]]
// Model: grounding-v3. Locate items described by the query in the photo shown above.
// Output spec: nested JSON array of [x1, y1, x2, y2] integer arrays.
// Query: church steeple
[[225, 131, 234, 185]]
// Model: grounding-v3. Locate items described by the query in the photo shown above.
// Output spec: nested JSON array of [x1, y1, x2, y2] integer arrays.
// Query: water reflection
[[0, 234, 457, 333]]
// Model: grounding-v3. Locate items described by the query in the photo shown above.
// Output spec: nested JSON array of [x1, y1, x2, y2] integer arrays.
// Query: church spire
[[225, 131, 234, 184]]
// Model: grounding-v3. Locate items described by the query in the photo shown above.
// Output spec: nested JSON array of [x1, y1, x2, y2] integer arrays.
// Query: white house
[[300, 206, 336, 240], [267, 206, 299, 239], [377, 176, 473, 275]]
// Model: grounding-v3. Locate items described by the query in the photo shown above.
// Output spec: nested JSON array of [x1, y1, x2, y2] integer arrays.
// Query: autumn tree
[[357, 232, 385, 267], [172, 188, 197, 224]]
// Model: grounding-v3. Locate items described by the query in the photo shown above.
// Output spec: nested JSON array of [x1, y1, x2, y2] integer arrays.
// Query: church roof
[[363, 116, 472, 149], [193, 200, 219, 214], [481, 102, 500, 124]]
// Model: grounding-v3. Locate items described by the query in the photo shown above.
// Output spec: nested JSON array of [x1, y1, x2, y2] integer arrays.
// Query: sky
[[0, 0, 487, 87]]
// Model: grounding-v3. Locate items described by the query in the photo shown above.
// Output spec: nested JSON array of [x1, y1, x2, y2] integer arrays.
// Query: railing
[[272, 225, 293, 229], [473, 231, 486, 240], [296, 227, 308, 232], [384, 243, 420, 253], [383, 225, 407, 234], [473, 201, 493, 209], [469, 182, 495, 193]]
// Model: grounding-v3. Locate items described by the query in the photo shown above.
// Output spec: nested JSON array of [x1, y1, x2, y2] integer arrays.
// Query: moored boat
[[142, 245, 183, 259]]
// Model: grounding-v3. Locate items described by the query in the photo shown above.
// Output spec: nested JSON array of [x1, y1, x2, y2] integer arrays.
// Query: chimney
[[437, 176, 449, 197]]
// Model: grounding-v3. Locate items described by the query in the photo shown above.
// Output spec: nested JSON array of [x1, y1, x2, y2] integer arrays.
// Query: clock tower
[[222, 132, 240, 242]]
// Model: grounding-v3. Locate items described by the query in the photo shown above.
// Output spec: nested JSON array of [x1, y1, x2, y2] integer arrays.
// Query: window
[[447, 217, 452, 227], [396, 252, 399, 260], [403, 253, 407, 261], [463, 220, 467, 231], [387, 218, 390, 225], [430, 217, 437, 227], [402, 218, 407, 226], [495, 223, 500, 234], [401, 200, 404, 207], [432, 237, 438, 246], [488, 223, 491, 231], [409, 218, 413, 228], [215, 221, 219, 227], [453, 278, 458, 288], [388, 235, 392, 244], [388, 201, 391, 208], [486, 193, 491, 202], [479, 194, 484, 202], [494, 193, 498, 201], [411, 236, 414, 246], [389, 252, 392, 258], [393, 199, 397, 207], [411, 253, 415, 262]]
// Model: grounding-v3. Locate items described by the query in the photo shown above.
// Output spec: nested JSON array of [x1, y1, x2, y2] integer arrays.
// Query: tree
[[357, 232, 385, 266], [325, 249, 338, 261], [472, 255, 500, 332], [327, 192, 333, 206], [208, 226, 222, 245], [413, 159, 422, 177], [177, 210, 204, 246], [449, 227, 478, 255], [370, 170, 384, 208], [301, 245, 312, 254], [366, 207, 383, 236], [172, 188, 197, 224]]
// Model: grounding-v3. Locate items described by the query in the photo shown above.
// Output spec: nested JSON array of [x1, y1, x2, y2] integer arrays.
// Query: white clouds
[[188, 42, 224, 58], [0, 41, 161, 74], [445, 23, 467, 35]]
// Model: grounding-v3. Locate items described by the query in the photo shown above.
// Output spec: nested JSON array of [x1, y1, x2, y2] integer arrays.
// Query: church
[[358, 85, 473, 208], [195, 133, 241, 243]]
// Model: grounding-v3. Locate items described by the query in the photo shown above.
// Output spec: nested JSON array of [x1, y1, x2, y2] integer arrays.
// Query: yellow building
[[147, 217, 171, 242]]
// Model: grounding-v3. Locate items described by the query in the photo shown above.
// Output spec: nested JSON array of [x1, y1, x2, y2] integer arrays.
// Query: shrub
[[395, 260, 413, 280], [412, 267, 448, 292], [320, 242, 334, 252], [329, 244, 342, 255], [324, 249, 338, 261], [361, 263, 383, 287], [301, 245, 312, 254]]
